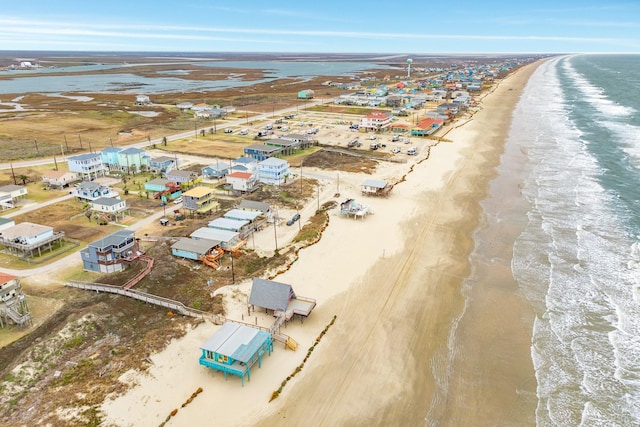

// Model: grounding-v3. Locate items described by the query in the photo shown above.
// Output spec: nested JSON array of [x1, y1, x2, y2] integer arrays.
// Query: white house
[[41, 170, 80, 188], [67, 153, 106, 180], [135, 95, 151, 105], [0, 184, 27, 209], [256, 157, 290, 186], [226, 171, 258, 193], [360, 111, 392, 131], [230, 157, 258, 174], [89, 197, 128, 221]]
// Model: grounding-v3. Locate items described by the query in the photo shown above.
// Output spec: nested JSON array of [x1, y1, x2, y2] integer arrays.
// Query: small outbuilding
[[361, 179, 393, 197]]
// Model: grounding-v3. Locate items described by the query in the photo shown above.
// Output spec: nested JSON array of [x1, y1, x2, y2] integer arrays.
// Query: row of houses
[[65, 149, 178, 181]]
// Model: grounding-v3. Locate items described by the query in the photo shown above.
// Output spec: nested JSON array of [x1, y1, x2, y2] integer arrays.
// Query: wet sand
[[256, 62, 542, 427]]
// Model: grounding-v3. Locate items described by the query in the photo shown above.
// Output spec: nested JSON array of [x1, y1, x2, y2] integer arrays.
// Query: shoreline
[[99, 61, 543, 427]]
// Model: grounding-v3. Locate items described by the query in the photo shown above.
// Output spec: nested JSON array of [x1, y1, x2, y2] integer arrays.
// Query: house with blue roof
[[231, 157, 258, 174], [202, 162, 230, 179]]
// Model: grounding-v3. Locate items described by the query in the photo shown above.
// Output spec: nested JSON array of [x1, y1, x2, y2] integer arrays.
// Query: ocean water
[[511, 55, 640, 426]]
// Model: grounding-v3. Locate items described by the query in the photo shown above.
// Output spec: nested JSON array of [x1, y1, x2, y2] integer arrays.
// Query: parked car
[[173, 197, 183, 204], [159, 218, 169, 226], [224, 128, 233, 133], [239, 129, 249, 135], [369, 134, 377, 140], [392, 134, 400, 142], [392, 146, 401, 154], [286, 213, 301, 226], [407, 147, 417, 155]]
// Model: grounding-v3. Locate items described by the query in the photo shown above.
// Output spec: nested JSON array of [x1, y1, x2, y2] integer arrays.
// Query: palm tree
[[17, 174, 29, 185]]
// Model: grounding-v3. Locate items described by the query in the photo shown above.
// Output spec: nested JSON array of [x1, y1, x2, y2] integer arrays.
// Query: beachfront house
[[67, 152, 106, 180], [199, 321, 273, 386], [182, 186, 218, 215], [248, 278, 316, 320], [41, 170, 80, 189], [0, 222, 64, 258], [411, 118, 444, 137], [361, 179, 393, 197], [256, 157, 290, 186], [80, 229, 140, 273]]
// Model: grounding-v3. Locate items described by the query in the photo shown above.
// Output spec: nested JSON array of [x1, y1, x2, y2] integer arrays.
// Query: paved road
[[0, 101, 322, 170]]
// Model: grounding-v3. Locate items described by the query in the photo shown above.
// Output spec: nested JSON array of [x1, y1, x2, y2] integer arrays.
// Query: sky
[[1, 1, 639, 54]]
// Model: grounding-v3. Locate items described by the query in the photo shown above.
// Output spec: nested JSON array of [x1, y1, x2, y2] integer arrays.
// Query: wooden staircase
[[123, 255, 154, 290]]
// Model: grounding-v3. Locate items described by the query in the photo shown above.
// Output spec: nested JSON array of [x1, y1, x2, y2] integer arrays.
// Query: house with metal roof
[[0, 222, 65, 258], [237, 200, 271, 217], [89, 197, 128, 221], [171, 237, 220, 261], [208, 217, 252, 239], [199, 321, 273, 386], [248, 278, 316, 320], [226, 171, 258, 193], [67, 152, 106, 180], [202, 162, 230, 179], [191, 227, 243, 250], [361, 179, 393, 197]]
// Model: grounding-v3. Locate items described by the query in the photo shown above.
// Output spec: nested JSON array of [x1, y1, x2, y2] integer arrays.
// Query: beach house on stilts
[[199, 321, 273, 386]]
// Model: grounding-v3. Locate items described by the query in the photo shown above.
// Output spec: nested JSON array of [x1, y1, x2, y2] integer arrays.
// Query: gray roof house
[[248, 278, 316, 318]]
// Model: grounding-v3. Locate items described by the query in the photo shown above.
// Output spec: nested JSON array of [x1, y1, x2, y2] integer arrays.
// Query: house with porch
[[171, 237, 221, 261], [144, 178, 182, 201], [67, 152, 106, 180], [117, 147, 150, 174], [199, 321, 273, 386], [89, 197, 128, 221], [0, 222, 64, 258], [80, 229, 140, 273], [263, 139, 300, 156], [411, 118, 444, 137], [74, 181, 118, 201], [248, 277, 316, 320], [166, 170, 201, 187], [0, 273, 31, 328], [191, 227, 243, 251], [149, 156, 178, 175], [243, 144, 282, 161], [0, 185, 27, 210], [361, 179, 393, 197], [226, 171, 258, 193], [182, 186, 219, 215], [359, 111, 391, 132], [41, 170, 80, 189], [279, 134, 314, 148], [256, 157, 290, 186]]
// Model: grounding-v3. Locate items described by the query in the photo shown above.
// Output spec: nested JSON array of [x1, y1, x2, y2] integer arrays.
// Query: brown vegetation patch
[[303, 150, 378, 173]]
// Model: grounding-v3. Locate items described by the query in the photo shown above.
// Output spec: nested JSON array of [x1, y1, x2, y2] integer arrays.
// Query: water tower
[[407, 58, 413, 78]]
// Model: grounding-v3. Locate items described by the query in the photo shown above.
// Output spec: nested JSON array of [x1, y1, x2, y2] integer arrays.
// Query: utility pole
[[34, 138, 39, 154], [230, 252, 235, 284], [273, 209, 278, 252], [64, 133, 69, 153], [10, 163, 16, 185], [78, 133, 83, 149]]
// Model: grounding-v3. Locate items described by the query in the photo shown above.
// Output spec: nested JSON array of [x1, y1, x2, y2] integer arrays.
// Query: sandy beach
[[100, 61, 542, 427]]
